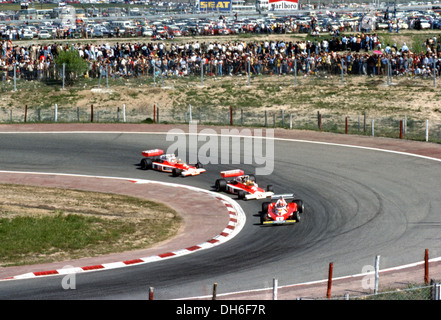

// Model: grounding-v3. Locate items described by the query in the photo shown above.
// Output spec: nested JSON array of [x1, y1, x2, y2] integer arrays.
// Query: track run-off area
[[0, 123, 440, 300]]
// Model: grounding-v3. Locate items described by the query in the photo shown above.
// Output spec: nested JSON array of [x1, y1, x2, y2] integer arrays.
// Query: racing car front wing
[[262, 219, 297, 225], [180, 168, 207, 176], [245, 191, 274, 200]]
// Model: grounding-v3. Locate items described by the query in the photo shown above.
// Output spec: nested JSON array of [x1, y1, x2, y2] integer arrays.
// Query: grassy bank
[[0, 184, 182, 267]]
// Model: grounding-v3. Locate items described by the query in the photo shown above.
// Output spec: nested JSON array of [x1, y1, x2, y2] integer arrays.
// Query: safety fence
[[343, 282, 441, 300], [0, 59, 326, 84], [148, 257, 441, 300], [3, 57, 441, 87], [149, 281, 441, 300], [2, 59, 441, 143], [2, 103, 441, 144], [147, 249, 440, 300]]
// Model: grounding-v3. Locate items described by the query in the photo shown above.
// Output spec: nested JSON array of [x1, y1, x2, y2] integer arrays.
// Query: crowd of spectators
[[1, 32, 441, 83]]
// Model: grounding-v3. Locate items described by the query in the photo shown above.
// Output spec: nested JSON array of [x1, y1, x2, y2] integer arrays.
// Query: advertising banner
[[269, 0, 298, 11], [199, 0, 232, 12]]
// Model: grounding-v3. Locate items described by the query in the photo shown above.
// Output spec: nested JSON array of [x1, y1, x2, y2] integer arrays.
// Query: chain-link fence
[[2, 60, 441, 143], [332, 281, 441, 300], [3, 102, 441, 143], [3, 54, 441, 87]]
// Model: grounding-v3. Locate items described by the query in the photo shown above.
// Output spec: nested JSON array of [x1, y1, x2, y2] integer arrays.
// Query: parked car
[[167, 25, 182, 37], [141, 26, 153, 36], [419, 19, 432, 28], [100, 26, 114, 37], [26, 26, 38, 37], [376, 21, 389, 29], [90, 28, 104, 38], [38, 29, 52, 39], [21, 29, 33, 39]]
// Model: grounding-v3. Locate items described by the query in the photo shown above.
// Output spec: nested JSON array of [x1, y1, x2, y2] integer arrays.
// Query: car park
[[1, 5, 441, 43]]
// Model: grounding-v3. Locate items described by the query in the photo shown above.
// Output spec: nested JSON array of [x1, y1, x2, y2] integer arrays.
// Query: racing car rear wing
[[142, 149, 164, 157], [220, 169, 245, 178], [271, 194, 295, 200]]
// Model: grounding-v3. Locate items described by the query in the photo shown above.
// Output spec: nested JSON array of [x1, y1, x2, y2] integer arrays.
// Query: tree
[[54, 49, 88, 85]]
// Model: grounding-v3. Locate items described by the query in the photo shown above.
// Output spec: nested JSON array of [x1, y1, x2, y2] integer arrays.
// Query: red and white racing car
[[260, 195, 304, 225], [214, 169, 274, 200], [140, 149, 206, 177]]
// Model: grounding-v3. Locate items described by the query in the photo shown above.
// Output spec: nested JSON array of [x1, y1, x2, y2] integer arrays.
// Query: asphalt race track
[[0, 126, 440, 300]]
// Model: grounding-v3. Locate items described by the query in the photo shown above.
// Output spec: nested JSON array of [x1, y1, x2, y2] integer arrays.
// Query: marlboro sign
[[269, 0, 298, 10]]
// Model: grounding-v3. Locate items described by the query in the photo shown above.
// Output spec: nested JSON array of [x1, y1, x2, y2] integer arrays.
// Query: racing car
[[214, 169, 274, 200], [260, 194, 304, 225], [140, 149, 206, 177]]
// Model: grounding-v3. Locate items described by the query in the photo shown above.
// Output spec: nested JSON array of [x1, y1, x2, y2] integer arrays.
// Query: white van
[[111, 20, 136, 30]]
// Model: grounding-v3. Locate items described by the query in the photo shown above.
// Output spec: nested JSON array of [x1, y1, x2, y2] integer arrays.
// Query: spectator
[[401, 42, 409, 52], [2, 34, 439, 82]]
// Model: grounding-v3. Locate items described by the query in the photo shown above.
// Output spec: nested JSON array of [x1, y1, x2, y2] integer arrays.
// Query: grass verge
[[0, 183, 183, 267]]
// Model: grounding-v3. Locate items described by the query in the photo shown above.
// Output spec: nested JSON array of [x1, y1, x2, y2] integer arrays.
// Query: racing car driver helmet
[[276, 197, 287, 208]]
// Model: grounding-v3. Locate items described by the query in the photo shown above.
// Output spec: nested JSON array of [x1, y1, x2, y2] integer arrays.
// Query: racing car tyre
[[237, 190, 246, 200], [266, 185, 274, 192], [172, 168, 183, 177], [260, 212, 269, 225], [294, 211, 301, 222], [293, 199, 304, 214], [195, 161, 203, 169], [140, 158, 152, 170], [262, 202, 270, 213], [215, 179, 227, 192]]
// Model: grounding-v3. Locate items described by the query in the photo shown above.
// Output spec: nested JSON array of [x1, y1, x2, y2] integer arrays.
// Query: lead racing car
[[214, 169, 274, 200], [260, 194, 304, 225], [140, 149, 206, 177]]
